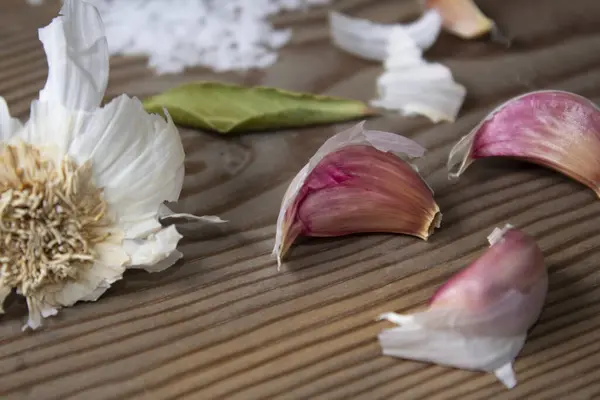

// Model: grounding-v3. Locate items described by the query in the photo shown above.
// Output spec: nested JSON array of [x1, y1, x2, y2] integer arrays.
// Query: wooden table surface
[[1, 0, 600, 399]]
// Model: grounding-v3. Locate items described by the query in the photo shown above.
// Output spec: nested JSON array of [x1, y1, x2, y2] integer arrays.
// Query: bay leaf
[[142, 81, 376, 134]]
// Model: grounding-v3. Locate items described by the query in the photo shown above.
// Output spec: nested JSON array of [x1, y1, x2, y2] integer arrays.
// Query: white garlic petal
[[327, 7, 465, 122], [329, 10, 442, 61], [162, 214, 227, 224], [123, 225, 184, 272], [67, 95, 185, 225], [0, 97, 22, 141], [23, 298, 51, 331], [371, 28, 466, 123], [158, 204, 227, 224], [329, 11, 392, 61], [78, 281, 112, 302], [42, 234, 129, 308], [117, 214, 164, 239], [38, 0, 109, 111], [135, 250, 184, 274], [47, 262, 124, 306], [18, 99, 83, 165]]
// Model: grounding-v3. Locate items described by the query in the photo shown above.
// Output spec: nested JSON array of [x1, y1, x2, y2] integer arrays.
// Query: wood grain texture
[[1, 0, 600, 399]]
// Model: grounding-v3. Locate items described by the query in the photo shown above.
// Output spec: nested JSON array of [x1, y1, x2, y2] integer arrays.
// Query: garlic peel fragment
[[377, 224, 547, 388], [38, 0, 109, 111], [487, 223, 514, 245], [0, 97, 22, 140], [328, 8, 466, 123], [158, 203, 227, 224], [372, 28, 466, 123], [273, 122, 440, 268], [329, 10, 442, 61], [162, 214, 226, 224], [378, 311, 523, 388], [448, 90, 600, 197]]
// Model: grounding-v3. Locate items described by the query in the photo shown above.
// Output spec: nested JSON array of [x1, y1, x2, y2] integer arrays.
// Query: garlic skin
[[273, 122, 441, 267], [378, 224, 547, 389], [448, 90, 600, 197], [371, 27, 466, 123], [424, 0, 494, 39], [0, 0, 221, 330], [328, 8, 466, 123], [328, 10, 442, 61]]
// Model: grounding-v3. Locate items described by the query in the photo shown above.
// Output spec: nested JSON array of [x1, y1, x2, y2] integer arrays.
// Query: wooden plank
[[0, 0, 599, 399]]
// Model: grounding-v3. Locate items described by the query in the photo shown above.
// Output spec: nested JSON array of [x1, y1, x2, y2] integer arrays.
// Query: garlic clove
[[429, 225, 545, 313], [448, 90, 600, 197], [377, 224, 548, 389], [424, 0, 494, 39], [289, 145, 440, 237], [273, 122, 441, 267]]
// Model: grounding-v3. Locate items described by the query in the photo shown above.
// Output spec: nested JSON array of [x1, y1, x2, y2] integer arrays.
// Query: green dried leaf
[[142, 81, 376, 134]]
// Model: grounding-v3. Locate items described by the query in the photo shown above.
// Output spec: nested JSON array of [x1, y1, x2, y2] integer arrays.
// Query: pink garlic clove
[[424, 0, 494, 39], [274, 122, 441, 267], [377, 224, 548, 389], [448, 90, 600, 197]]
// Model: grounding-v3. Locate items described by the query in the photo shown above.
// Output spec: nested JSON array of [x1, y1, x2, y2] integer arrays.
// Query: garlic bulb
[[0, 0, 221, 330]]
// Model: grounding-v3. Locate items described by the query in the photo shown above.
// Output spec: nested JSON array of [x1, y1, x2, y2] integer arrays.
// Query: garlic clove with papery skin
[[448, 90, 600, 197], [273, 122, 441, 268], [423, 0, 495, 39], [377, 224, 548, 389]]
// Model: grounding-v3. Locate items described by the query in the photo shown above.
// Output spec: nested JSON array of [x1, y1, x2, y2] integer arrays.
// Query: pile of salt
[[27, 0, 330, 74]]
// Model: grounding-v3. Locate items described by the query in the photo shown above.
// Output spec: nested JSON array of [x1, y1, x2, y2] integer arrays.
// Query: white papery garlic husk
[[328, 9, 466, 123], [0, 0, 221, 330], [329, 9, 442, 61], [371, 27, 466, 123]]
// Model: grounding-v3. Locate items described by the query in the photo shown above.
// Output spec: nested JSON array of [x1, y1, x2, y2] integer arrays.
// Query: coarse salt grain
[[27, 0, 331, 74]]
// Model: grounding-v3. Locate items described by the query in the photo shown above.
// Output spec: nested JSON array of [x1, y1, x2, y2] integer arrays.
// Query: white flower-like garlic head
[[0, 0, 217, 330]]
